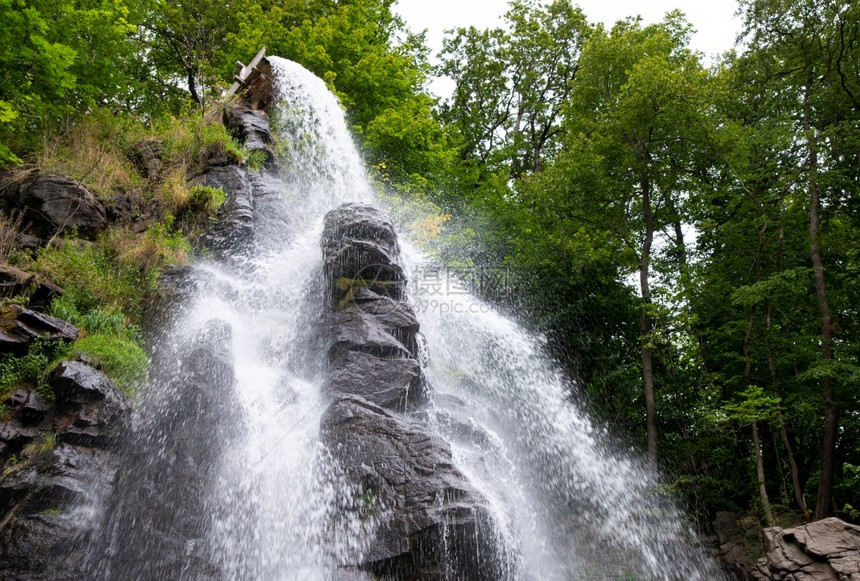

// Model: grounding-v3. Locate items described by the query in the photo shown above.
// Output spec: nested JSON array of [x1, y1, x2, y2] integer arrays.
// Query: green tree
[[0, 0, 139, 164], [738, 0, 860, 520], [438, 0, 590, 179], [557, 14, 710, 464]]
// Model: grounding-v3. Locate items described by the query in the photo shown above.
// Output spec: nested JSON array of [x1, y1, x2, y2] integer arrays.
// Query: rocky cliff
[[320, 203, 510, 579]]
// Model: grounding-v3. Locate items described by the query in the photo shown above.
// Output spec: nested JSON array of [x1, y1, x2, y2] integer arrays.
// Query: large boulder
[[320, 203, 509, 579], [752, 518, 860, 581], [322, 396, 503, 580], [0, 305, 79, 355], [51, 361, 131, 448], [5, 174, 107, 240]]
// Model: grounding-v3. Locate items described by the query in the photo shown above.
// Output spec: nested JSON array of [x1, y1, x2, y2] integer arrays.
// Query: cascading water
[[86, 57, 723, 580]]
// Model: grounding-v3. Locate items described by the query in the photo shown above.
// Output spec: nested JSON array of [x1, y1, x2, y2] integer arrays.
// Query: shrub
[[188, 185, 226, 215], [16, 239, 145, 320], [159, 114, 245, 170], [50, 294, 137, 340], [0, 339, 71, 399], [67, 334, 148, 397]]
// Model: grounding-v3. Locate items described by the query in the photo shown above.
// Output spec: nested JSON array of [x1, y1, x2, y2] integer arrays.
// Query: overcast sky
[[394, 0, 743, 96]]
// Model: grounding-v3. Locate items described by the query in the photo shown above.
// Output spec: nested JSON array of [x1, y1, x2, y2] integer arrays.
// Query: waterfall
[[85, 57, 723, 580]]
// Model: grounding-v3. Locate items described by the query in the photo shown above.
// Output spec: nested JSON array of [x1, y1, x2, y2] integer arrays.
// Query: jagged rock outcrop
[[198, 64, 293, 256], [320, 203, 507, 580], [1, 174, 107, 241], [0, 265, 63, 308], [223, 104, 277, 169], [0, 362, 131, 581], [0, 305, 79, 355], [128, 138, 164, 181], [751, 518, 860, 581], [89, 320, 240, 580]]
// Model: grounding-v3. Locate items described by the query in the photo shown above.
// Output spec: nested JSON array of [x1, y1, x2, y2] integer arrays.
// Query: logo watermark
[[346, 262, 513, 316]]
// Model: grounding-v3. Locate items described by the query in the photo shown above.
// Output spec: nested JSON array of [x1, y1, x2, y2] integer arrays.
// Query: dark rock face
[[320, 203, 508, 580], [5, 174, 107, 240], [713, 511, 762, 581], [223, 104, 277, 169], [752, 518, 860, 581], [88, 320, 241, 580], [322, 204, 405, 300], [52, 361, 131, 448], [198, 87, 293, 256], [197, 164, 255, 254], [0, 305, 79, 355], [0, 444, 123, 581], [0, 265, 64, 308], [0, 363, 131, 581]]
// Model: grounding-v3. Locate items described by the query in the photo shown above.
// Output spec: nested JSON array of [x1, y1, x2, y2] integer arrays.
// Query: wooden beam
[[225, 47, 267, 98]]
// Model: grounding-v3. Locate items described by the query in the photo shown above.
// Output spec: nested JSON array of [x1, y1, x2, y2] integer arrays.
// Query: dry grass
[[34, 112, 144, 202], [0, 211, 24, 263], [106, 221, 190, 275], [157, 166, 193, 216]]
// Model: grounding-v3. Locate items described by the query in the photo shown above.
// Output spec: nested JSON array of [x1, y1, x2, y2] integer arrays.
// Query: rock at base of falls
[[0, 363, 132, 581], [321, 203, 511, 580], [322, 395, 504, 580], [751, 518, 860, 581]]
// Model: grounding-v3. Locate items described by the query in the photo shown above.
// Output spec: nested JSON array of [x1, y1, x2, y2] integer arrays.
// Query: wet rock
[[6, 174, 107, 240], [4, 390, 50, 425], [249, 172, 294, 250], [92, 320, 242, 580], [196, 164, 254, 253], [328, 351, 420, 410], [752, 517, 860, 581], [0, 444, 122, 581], [0, 420, 44, 450], [321, 203, 505, 579], [0, 265, 64, 308], [51, 361, 131, 448], [128, 138, 164, 180], [322, 204, 405, 301], [0, 305, 79, 355], [223, 104, 277, 169], [322, 395, 503, 580], [332, 568, 377, 581]]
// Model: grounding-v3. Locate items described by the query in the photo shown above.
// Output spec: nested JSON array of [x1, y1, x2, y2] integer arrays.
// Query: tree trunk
[[778, 413, 808, 514], [743, 218, 773, 523], [640, 175, 657, 465], [752, 419, 774, 526], [765, 193, 808, 514], [805, 85, 837, 521]]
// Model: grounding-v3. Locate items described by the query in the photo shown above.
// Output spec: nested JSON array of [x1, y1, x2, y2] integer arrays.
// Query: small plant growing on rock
[[188, 186, 227, 216]]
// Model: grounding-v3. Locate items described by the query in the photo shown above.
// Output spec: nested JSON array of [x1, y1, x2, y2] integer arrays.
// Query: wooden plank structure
[[225, 47, 268, 99]]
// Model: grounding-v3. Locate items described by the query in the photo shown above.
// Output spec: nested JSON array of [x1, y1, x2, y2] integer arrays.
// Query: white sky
[[395, 0, 743, 97]]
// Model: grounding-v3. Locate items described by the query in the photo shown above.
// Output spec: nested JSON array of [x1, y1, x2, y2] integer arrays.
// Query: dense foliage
[[1, 0, 858, 532]]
